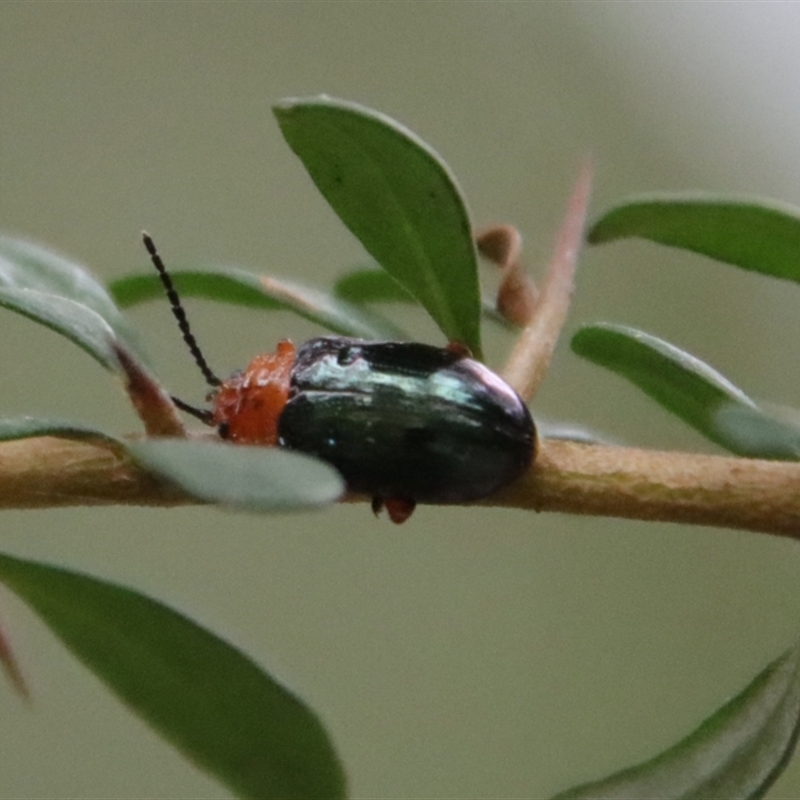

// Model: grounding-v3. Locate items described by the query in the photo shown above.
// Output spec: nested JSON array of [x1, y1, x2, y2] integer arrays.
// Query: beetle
[[143, 234, 536, 522]]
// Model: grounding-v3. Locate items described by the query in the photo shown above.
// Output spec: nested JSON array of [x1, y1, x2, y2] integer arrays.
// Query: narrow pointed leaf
[[0, 287, 121, 372], [502, 162, 593, 401], [0, 551, 346, 799], [0, 236, 146, 358], [571, 324, 800, 459], [274, 96, 483, 356], [333, 268, 415, 303], [333, 267, 515, 330], [0, 417, 123, 448], [0, 285, 177, 433], [713, 405, 800, 460], [110, 268, 405, 340], [537, 418, 616, 446], [110, 269, 281, 309], [0, 613, 29, 700], [587, 194, 800, 283], [127, 439, 344, 511], [552, 642, 800, 800]]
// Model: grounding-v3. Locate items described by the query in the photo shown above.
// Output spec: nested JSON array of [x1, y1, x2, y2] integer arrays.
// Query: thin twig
[[0, 437, 184, 508], [113, 344, 187, 438], [487, 439, 800, 537], [502, 162, 592, 401], [2, 436, 799, 538]]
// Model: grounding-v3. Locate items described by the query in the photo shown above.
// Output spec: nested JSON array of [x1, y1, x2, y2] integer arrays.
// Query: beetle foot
[[371, 496, 416, 524]]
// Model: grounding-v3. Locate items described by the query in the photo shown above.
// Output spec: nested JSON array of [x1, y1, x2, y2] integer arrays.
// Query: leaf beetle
[[143, 234, 536, 522]]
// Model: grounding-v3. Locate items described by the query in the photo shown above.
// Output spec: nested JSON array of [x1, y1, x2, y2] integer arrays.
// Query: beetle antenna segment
[[170, 394, 215, 425], [141, 232, 222, 388]]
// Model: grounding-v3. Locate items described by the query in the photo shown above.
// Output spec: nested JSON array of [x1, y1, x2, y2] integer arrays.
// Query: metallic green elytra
[[278, 337, 536, 518]]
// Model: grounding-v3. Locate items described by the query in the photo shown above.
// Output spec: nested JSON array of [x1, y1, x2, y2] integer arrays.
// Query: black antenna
[[141, 232, 221, 425]]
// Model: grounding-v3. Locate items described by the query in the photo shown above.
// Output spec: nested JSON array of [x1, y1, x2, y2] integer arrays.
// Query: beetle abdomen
[[278, 337, 535, 504]]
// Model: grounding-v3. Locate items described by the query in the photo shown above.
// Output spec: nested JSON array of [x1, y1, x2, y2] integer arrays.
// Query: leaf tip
[[0, 615, 31, 702]]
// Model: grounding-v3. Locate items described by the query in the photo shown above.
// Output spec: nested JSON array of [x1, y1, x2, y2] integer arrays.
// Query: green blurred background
[[3, 3, 800, 798]]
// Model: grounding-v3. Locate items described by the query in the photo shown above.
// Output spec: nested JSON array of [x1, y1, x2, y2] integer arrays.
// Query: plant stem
[[2, 436, 800, 538], [488, 439, 800, 536], [0, 436, 183, 508], [502, 162, 591, 401]]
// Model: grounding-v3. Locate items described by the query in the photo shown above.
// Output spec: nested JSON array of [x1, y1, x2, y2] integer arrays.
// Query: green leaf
[[0, 551, 346, 799], [0, 240, 162, 396], [274, 95, 483, 357], [552, 642, 800, 799], [0, 237, 145, 359], [126, 439, 344, 511], [111, 270, 280, 309], [0, 287, 122, 372], [587, 194, 800, 283], [334, 267, 516, 330], [571, 324, 800, 459], [110, 268, 406, 340], [713, 405, 800, 460], [333, 268, 415, 303], [0, 416, 122, 447], [537, 418, 616, 446]]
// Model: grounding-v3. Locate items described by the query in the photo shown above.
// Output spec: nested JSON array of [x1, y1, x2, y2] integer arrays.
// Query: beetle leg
[[371, 496, 416, 523], [384, 497, 416, 524]]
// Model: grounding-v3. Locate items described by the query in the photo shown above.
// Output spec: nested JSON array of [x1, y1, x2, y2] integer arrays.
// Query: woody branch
[[0, 435, 798, 538]]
